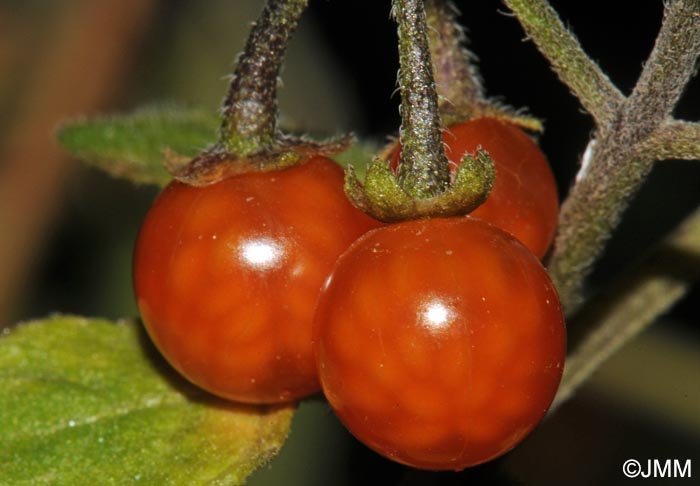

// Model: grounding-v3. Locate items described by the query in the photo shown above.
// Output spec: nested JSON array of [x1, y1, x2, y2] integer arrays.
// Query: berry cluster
[[134, 120, 565, 470], [133, 0, 566, 473]]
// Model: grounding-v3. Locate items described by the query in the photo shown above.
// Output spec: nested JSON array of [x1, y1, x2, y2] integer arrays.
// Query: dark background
[[1, 1, 698, 485]]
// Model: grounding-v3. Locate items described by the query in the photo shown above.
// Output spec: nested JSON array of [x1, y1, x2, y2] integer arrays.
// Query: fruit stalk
[[425, 0, 485, 124], [220, 0, 308, 155], [425, 0, 543, 130], [394, 0, 451, 198]]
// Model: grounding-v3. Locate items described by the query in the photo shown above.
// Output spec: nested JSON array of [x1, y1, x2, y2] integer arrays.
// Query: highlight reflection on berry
[[238, 238, 284, 270]]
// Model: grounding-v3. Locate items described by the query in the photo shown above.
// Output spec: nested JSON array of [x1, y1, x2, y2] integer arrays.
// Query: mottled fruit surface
[[134, 156, 381, 404], [314, 217, 566, 470], [389, 118, 559, 258]]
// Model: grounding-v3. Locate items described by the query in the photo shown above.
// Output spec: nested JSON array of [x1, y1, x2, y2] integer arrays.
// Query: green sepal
[[345, 149, 495, 222], [168, 134, 353, 186]]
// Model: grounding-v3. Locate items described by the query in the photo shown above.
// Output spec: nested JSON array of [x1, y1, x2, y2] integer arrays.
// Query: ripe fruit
[[389, 117, 559, 258], [314, 217, 565, 470], [134, 156, 381, 404]]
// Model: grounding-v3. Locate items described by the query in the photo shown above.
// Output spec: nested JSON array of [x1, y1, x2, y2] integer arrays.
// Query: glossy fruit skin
[[314, 217, 565, 470], [134, 156, 382, 404], [389, 117, 558, 258]]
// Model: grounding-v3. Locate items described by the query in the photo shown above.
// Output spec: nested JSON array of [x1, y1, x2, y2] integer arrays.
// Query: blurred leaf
[[329, 139, 382, 181], [58, 104, 380, 187], [0, 315, 294, 485], [58, 107, 219, 186]]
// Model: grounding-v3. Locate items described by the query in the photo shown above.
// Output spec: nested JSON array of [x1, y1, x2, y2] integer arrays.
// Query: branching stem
[[625, 0, 700, 132], [507, 0, 700, 313]]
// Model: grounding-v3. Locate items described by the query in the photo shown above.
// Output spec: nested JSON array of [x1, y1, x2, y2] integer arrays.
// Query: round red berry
[[134, 156, 381, 403], [314, 217, 565, 470]]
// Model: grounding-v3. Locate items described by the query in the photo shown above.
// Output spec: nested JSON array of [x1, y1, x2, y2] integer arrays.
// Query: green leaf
[[58, 104, 379, 187], [0, 315, 295, 486], [58, 107, 219, 186], [329, 139, 381, 181]]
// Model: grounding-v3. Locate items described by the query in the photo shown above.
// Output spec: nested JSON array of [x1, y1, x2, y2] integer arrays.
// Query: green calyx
[[166, 135, 353, 187], [164, 0, 337, 187], [345, 150, 495, 222], [350, 0, 495, 223]]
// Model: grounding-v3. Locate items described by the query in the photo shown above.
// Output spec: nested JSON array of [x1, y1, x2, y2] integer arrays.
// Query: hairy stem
[[426, 0, 543, 131], [503, 0, 624, 127], [547, 0, 700, 313], [425, 0, 485, 122], [625, 0, 700, 132], [645, 120, 700, 160], [220, 0, 308, 155], [552, 207, 700, 410], [394, 0, 451, 199]]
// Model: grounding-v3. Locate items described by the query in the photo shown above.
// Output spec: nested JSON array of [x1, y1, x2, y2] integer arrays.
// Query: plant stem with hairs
[[394, 0, 452, 198], [344, 0, 495, 222], [221, 0, 308, 155], [165, 0, 353, 186], [504, 0, 700, 405], [505, 0, 700, 314], [553, 207, 700, 410], [425, 0, 542, 130]]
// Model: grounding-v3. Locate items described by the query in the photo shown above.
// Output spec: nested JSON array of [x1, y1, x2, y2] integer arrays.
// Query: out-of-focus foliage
[[58, 107, 218, 186], [0, 315, 294, 485]]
